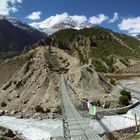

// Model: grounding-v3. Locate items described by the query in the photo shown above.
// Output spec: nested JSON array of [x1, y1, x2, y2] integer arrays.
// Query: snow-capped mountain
[[0, 15, 45, 51], [30, 13, 92, 35]]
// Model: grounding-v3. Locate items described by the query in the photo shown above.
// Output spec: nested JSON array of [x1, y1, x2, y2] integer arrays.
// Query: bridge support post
[[135, 114, 139, 132]]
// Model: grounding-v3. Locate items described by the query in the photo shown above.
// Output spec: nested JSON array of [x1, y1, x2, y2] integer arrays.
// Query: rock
[[37, 117, 43, 120], [0, 110, 5, 116], [15, 94, 20, 98], [48, 114, 55, 119], [16, 114, 23, 119], [0, 126, 15, 137], [33, 113, 40, 118], [4, 110, 10, 116], [10, 110, 18, 115], [96, 100, 101, 107], [44, 108, 51, 113], [5, 110, 9, 114], [51, 106, 61, 114], [104, 101, 110, 108], [15, 80, 22, 88], [23, 99, 29, 104], [2, 81, 12, 90], [23, 61, 33, 74]]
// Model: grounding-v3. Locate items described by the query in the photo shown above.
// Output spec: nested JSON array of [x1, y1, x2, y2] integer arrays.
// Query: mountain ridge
[[0, 16, 46, 52], [36, 27, 140, 72]]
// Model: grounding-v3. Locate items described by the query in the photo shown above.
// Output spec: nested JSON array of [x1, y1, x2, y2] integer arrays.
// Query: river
[[0, 116, 63, 140]]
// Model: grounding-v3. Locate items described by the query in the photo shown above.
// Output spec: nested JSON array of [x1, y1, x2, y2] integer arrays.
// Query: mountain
[[30, 13, 91, 35], [0, 16, 46, 52]]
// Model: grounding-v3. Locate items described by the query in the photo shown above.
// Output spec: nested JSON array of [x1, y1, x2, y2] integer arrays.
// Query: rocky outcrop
[[0, 126, 24, 140]]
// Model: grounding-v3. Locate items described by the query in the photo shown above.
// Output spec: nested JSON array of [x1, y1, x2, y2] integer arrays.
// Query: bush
[[92, 58, 108, 72], [48, 46, 52, 53], [1, 101, 7, 107], [78, 51, 86, 65], [119, 96, 129, 106], [120, 90, 131, 101], [104, 55, 114, 67], [35, 105, 44, 113], [26, 51, 34, 59], [120, 58, 129, 66], [0, 137, 7, 140]]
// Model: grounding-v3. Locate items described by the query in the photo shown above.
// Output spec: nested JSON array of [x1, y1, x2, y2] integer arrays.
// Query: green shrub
[[0, 52, 21, 60], [108, 66, 115, 73], [26, 51, 34, 59], [104, 56, 114, 67], [0, 137, 7, 140], [120, 89, 131, 101], [92, 59, 108, 72], [48, 46, 52, 53], [119, 95, 129, 106], [1, 101, 7, 107]]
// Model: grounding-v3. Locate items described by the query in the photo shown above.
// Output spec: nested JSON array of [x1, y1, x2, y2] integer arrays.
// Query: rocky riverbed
[[0, 125, 24, 140]]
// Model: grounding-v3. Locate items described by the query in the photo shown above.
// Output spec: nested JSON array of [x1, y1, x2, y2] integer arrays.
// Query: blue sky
[[0, 0, 140, 35]]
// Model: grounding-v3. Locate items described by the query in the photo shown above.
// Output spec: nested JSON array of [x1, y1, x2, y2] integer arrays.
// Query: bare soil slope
[[0, 56, 27, 89], [0, 47, 61, 117]]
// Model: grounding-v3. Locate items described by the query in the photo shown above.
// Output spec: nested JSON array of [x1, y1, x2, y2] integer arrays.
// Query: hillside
[[41, 27, 140, 72], [0, 16, 45, 52], [0, 46, 117, 118]]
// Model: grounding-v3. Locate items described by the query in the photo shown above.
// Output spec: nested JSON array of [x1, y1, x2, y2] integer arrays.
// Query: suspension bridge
[[60, 74, 102, 140]]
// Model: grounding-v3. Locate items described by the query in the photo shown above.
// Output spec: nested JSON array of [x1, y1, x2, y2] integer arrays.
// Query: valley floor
[[0, 79, 140, 140]]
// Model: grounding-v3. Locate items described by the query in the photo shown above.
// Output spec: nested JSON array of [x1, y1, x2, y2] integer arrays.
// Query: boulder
[[16, 114, 23, 119], [44, 108, 51, 113], [10, 110, 18, 115], [0, 110, 5, 116], [0, 126, 15, 137], [51, 106, 61, 114]]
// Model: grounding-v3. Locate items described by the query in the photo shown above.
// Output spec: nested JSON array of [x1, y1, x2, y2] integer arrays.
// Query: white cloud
[[26, 11, 42, 20], [89, 14, 108, 24], [0, 0, 23, 15], [118, 17, 140, 35], [110, 12, 119, 23]]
